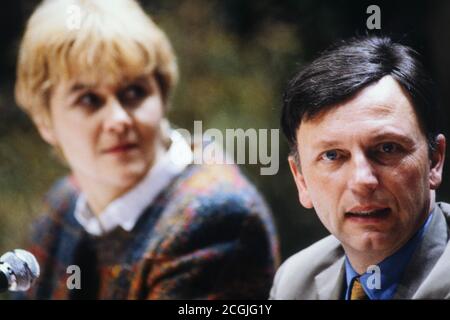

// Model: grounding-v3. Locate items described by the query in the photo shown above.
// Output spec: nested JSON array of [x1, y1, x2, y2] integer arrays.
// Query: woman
[[14, 0, 279, 299]]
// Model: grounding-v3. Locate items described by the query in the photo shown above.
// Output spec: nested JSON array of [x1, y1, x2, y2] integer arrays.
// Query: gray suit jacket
[[270, 202, 450, 299]]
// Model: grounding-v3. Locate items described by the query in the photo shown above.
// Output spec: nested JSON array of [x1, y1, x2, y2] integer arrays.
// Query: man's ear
[[430, 134, 446, 190], [288, 155, 313, 209], [35, 115, 57, 146]]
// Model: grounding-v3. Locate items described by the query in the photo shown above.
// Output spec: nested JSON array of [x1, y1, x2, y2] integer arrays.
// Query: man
[[271, 36, 449, 299]]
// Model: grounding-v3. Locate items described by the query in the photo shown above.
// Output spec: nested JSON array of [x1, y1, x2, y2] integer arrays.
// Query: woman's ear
[[288, 155, 313, 209], [35, 115, 57, 146], [159, 117, 172, 148], [430, 134, 446, 190]]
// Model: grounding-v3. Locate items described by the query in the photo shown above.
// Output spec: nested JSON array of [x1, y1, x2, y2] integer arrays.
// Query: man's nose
[[348, 152, 379, 195], [103, 99, 132, 134]]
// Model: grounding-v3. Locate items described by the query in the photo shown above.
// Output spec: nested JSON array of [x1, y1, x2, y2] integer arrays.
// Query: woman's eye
[[119, 85, 147, 105], [76, 92, 103, 109], [321, 150, 340, 161]]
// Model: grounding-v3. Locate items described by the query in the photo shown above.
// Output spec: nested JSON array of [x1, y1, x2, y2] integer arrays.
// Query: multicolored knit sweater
[[15, 163, 279, 299]]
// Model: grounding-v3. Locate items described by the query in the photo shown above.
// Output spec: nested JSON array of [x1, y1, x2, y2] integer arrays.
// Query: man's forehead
[[297, 112, 419, 148], [302, 102, 398, 127], [296, 76, 423, 149], [307, 76, 410, 120]]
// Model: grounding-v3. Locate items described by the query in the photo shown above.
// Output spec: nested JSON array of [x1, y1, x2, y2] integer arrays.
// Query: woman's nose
[[103, 100, 133, 134]]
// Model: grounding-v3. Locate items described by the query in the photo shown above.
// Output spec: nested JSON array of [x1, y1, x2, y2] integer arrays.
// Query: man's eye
[[378, 143, 398, 154], [76, 93, 104, 109], [321, 150, 340, 161], [119, 85, 147, 105]]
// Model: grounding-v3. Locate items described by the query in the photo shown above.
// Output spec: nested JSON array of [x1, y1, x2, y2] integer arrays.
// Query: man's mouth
[[345, 207, 391, 221]]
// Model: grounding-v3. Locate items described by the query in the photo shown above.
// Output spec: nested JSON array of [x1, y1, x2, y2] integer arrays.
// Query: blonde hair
[[15, 0, 178, 125]]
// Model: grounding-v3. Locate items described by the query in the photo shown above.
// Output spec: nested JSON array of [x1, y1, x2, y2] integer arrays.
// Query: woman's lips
[[104, 143, 138, 154]]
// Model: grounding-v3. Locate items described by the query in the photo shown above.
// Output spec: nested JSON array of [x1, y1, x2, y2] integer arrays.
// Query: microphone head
[[0, 249, 40, 291]]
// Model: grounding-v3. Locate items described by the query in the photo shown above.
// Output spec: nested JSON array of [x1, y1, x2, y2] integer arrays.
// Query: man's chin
[[343, 232, 399, 257]]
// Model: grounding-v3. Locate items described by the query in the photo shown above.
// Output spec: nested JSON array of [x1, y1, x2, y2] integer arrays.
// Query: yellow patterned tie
[[350, 278, 368, 300]]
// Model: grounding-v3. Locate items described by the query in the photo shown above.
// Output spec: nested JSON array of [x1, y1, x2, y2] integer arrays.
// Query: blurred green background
[[1, 0, 450, 263]]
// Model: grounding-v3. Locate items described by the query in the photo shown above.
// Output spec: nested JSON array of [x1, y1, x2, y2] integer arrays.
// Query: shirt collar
[[74, 129, 193, 236], [344, 208, 434, 300]]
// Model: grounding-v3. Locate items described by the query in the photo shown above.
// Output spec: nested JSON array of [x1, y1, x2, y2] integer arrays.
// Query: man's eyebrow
[[311, 132, 416, 150], [370, 132, 416, 145]]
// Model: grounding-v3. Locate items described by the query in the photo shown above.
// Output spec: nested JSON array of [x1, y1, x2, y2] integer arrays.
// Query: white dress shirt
[[74, 130, 193, 236]]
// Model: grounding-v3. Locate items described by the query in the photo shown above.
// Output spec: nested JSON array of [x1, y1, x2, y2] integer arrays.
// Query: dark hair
[[281, 36, 440, 158]]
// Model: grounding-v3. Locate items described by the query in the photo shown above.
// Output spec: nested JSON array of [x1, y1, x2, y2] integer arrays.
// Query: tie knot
[[350, 278, 368, 300]]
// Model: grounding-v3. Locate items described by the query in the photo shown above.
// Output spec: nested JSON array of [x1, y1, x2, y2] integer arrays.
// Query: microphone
[[0, 249, 40, 292]]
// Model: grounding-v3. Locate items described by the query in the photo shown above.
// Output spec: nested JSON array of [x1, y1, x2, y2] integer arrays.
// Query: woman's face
[[41, 73, 165, 194]]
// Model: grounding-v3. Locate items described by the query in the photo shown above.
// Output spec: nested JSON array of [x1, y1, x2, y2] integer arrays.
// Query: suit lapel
[[395, 204, 449, 299], [412, 203, 450, 299], [315, 256, 346, 300], [413, 241, 450, 299]]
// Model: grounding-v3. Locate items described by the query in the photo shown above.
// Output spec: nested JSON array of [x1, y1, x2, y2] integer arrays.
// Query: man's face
[[39, 73, 165, 193], [289, 76, 445, 258]]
